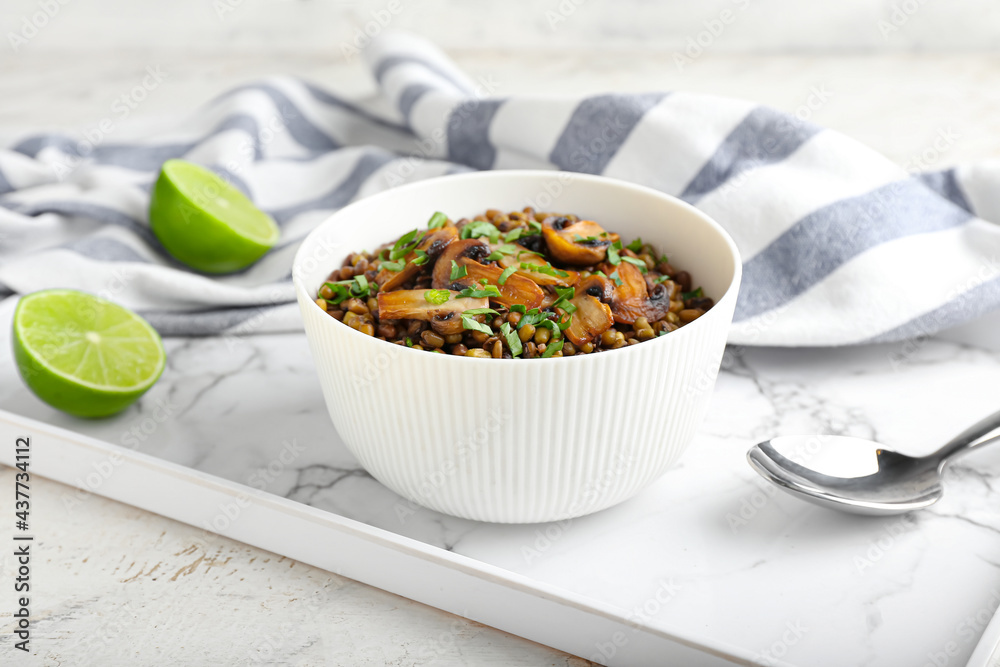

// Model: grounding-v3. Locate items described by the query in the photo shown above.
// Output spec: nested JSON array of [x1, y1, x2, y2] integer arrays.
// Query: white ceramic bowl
[[293, 171, 741, 523]]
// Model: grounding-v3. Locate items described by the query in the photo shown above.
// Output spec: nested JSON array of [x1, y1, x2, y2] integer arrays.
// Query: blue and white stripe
[[1, 34, 998, 346]]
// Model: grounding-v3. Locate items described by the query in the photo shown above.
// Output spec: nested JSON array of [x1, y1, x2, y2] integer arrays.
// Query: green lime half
[[13, 290, 166, 418], [149, 159, 279, 274]]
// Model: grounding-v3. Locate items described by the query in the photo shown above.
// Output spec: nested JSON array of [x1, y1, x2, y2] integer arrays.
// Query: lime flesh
[[13, 290, 166, 418], [149, 159, 279, 274]]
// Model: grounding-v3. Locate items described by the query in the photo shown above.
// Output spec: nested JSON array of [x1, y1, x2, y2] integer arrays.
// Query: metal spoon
[[747, 409, 1000, 515]]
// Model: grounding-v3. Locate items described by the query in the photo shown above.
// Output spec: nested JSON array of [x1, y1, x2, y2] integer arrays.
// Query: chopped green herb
[[621, 256, 648, 273], [462, 307, 500, 316], [609, 269, 623, 286], [541, 338, 564, 358], [536, 319, 563, 340], [390, 229, 423, 261], [321, 281, 352, 305], [450, 260, 468, 281], [427, 211, 448, 229], [405, 337, 414, 347], [520, 262, 569, 278], [494, 243, 519, 255], [413, 249, 430, 266], [607, 240, 623, 266], [500, 322, 523, 357], [485, 251, 505, 262], [457, 284, 501, 299], [573, 234, 600, 243], [658, 254, 669, 265], [504, 223, 541, 243], [510, 304, 527, 314], [381, 259, 406, 272], [556, 313, 573, 330], [424, 289, 450, 305], [551, 286, 575, 310], [460, 220, 501, 243], [353, 274, 369, 295], [461, 314, 493, 335], [654, 274, 672, 284], [682, 287, 704, 300], [626, 238, 644, 253], [498, 265, 517, 285]]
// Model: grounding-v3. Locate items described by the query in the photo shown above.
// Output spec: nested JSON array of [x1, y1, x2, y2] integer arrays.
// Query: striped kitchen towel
[[1, 32, 998, 346]]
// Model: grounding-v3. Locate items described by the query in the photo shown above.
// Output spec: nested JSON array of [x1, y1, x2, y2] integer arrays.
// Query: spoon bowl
[[747, 410, 1000, 515]]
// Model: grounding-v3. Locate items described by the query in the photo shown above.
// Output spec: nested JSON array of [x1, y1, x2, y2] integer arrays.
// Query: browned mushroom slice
[[431, 238, 491, 289], [577, 273, 615, 303], [461, 261, 545, 310], [542, 216, 621, 267], [375, 226, 459, 291], [493, 245, 579, 287], [564, 294, 614, 347], [601, 261, 671, 325], [376, 290, 487, 336]]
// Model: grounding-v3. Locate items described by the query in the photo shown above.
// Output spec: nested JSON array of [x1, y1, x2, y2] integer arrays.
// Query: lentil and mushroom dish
[[314, 208, 714, 359]]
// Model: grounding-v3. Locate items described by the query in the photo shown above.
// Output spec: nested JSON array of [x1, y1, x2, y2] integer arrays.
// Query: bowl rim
[[293, 169, 743, 364]]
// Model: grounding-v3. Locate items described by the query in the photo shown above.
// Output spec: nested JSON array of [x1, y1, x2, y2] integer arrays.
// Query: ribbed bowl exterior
[[294, 171, 741, 523]]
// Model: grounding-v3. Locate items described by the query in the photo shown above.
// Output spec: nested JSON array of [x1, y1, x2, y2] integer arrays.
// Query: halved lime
[[13, 290, 166, 418], [149, 159, 279, 274]]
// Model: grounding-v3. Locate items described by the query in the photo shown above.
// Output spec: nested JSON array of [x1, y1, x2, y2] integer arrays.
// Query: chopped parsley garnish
[[450, 260, 468, 281], [520, 262, 569, 278], [500, 322, 523, 357], [551, 286, 575, 310], [390, 229, 423, 261], [381, 259, 406, 272], [573, 234, 600, 243], [405, 337, 414, 347], [626, 238, 644, 253], [658, 254, 669, 265], [494, 243, 519, 255], [424, 289, 450, 305], [682, 287, 704, 300], [609, 269, 623, 286], [460, 220, 501, 243], [457, 284, 502, 299], [498, 265, 517, 285], [320, 275, 371, 304], [621, 256, 648, 273], [413, 249, 430, 266], [535, 319, 563, 340], [463, 307, 500, 316], [461, 313, 493, 335], [509, 304, 527, 314], [654, 274, 672, 284], [427, 211, 448, 229], [607, 240, 623, 265], [541, 338, 564, 358], [485, 251, 505, 262], [504, 222, 542, 243]]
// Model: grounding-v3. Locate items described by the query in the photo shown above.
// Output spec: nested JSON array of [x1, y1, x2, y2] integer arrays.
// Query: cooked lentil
[[316, 208, 714, 358]]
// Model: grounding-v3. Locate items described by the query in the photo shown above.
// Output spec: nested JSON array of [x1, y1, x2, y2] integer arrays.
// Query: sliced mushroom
[[376, 289, 487, 336], [461, 261, 545, 310], [431, 238, 491, 289], [493, 244, 579, 287], [375, 226, 460, 291], [600, 261, 671, 325], [433, 239, 545, 309], [564, 294, 614, 347], [577, 273, 615, 303], [542, 216, 620, 267]]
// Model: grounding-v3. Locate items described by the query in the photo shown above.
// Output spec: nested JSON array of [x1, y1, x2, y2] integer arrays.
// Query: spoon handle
[[932, 409, 1000, 464]]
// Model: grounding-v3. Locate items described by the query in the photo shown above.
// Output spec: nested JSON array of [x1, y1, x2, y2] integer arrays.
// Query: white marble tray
[[2, 296, 1000, 665]]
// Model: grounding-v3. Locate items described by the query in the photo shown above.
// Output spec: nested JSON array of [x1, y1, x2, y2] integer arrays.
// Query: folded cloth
[[1, 33, 998, 346]]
